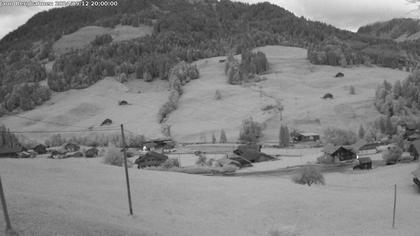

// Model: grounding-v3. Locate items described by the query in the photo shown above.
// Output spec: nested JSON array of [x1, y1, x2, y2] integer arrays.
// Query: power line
[[1, 129, 120, 134]]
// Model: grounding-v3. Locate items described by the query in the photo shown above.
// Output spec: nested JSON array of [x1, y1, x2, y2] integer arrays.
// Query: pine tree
[[219, 129, 227, 143], [349, 85, 355, 95], [358, 124, 365, 139], [212, 133, 216, 144], [279, 125, 290, 147]]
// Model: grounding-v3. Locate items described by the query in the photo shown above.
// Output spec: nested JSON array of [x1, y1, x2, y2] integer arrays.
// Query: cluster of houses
[[0, 142, 99, 159]]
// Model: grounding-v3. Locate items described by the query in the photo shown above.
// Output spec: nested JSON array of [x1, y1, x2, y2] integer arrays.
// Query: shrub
[[160, 158, 180, 168], [219, 129, 227, 143], [215, 89, 222, 100], [316, 154, 335, 164], [239, 117, 264, 144], [195, 153, 207, 166], [382, 146, 403, 164], [161, 124, 171, 137], [323, 127, 357, 145], [292, 166, 325, 186], [103, 144, 123, 166], [279, 125, 290, 147], [349, 85, 355, 95]]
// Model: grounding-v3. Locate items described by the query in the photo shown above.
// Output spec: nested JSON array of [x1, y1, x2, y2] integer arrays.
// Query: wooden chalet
[[351, 139, 379, 155], [134, 151, 168, 168], [322, 144, 357, 162]]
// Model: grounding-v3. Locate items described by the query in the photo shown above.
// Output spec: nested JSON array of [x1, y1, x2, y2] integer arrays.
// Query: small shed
[[335, 72, 344, 78], [101, 119, 113, 126], [322, 93, 334, 99], [118, 100, 128, 106], [322, 144, 357, 162], [33, 144, 48, 154], [85, 147, 99, 158], [353, 157, 372, 170], [292, 132, 320, 142], [408, 139, 420, 161]]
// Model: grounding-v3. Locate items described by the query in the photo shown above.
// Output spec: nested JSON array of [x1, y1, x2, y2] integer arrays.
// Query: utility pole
[[120, 124, 133, 215], [0, 176, 17, 235]]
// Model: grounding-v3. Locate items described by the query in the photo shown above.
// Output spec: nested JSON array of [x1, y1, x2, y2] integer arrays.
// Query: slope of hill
[[1, 157, 419, 236], [0, 45, 410, 143], [358, 18, 420, 42], [170, 46, 409, 142], [0, 77, 170, 141]]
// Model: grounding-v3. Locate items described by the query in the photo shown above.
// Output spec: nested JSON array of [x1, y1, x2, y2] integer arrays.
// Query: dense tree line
[[0, 125, 20, 148], [307, 35, 413, 69], [374, 71, 420, 117], [224, 49, 269, 84], [158, 61, 199, 123]]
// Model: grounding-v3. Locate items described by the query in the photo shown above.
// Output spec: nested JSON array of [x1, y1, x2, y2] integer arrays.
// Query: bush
[[219, 129, 227, 143], [382, 146, 403, 164], [316, 154, 335, 164], [292, 166, 325, 186], [103, 144, 123, 166], [239, 117, 264, 144], [195, 153, 207, 166], [160, 158, 180, 168], [215, 89, 222, 100], [323, 127, 357, 145]]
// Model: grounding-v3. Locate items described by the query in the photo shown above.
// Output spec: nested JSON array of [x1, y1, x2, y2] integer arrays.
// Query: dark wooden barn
[[101, 119, 113, 126], [322, 144, 357, 162], [322, 93, 334, 99], [33, 144, 47, 155], [335, 72, 344, 78]]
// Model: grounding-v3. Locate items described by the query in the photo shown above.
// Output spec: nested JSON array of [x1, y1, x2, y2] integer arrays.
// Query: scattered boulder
[[118, 100, 129, 106], [101, 119, 113, 126], [322, 93, 334, 99], [33, 144, 48, 154], [335, 72, 344, 78], [64, 143, 80, 152], [85, 147, 99, 158]]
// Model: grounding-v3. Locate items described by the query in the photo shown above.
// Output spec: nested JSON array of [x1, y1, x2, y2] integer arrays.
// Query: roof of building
[[297, 132, 319, 136], [322, 144, 355, 155]]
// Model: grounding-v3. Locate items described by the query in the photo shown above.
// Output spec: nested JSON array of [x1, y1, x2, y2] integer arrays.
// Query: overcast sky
[[0, 0, 419, 40]]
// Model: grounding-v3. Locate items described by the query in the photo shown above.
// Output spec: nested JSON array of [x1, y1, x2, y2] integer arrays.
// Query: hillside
[[0, 46, 410, 143], [358, 18, 420, 42], [1, 157, 419, 236]]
